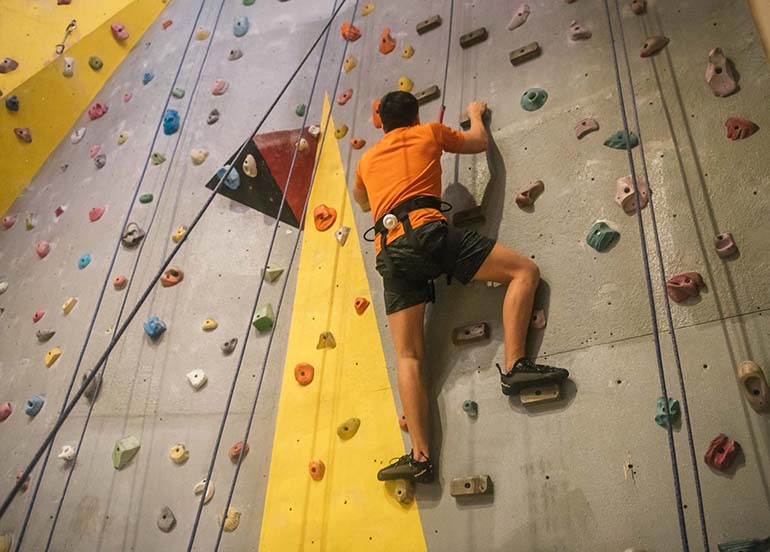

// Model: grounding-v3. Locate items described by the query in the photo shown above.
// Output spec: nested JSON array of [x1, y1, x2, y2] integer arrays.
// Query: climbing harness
[[54, 20, 77, 56], [437, 0, 455, 123]]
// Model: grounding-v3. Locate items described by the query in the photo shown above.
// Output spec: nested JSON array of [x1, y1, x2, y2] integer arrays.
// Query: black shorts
[[375, 220, 496, 315]]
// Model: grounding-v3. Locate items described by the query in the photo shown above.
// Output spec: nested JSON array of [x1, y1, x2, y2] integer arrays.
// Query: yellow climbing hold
[[334, 125, 349, 139], [169, 443, 189, 464], [202, 318, 218, 331], [62, 297, 77, 315], [343, 55, 357, 73], [172, 226, 187, 243], [45, 347, 61, 367], [361, 2, 374, 16], [402, 44, 415, 58], [219, 507, 241, 533], [117, 131, 128, 145], [195, 27, 210, 40], [398, 76, 414, 92]]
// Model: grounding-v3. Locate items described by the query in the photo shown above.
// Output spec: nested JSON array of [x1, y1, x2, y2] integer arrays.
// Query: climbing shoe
[[497, 358, 569, 396], [377, 450, 434, 484]]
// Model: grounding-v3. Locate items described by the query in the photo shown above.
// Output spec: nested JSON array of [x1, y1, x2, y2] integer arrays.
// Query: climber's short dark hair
[[379, 91, 419, 132]]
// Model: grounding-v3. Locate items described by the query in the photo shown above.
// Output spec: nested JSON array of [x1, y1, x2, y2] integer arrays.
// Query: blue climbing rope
[[611, 0, 710, 548], [438, 0, 455, 124], [601, 0, 690, 549], [10, 0, 213, 546]]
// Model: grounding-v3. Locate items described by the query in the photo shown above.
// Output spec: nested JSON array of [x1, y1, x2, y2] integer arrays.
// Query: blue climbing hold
[[142, 71, 155, 85], [143, 315, 167, 341], [25, 395, 44, 417], [78, 253, 91, 269], [217, 165, 241, 190], [163, 109, 180, 135], [5, 95, 19, 112], [233, 16, 249, 37], [520, 88, 548, 112]]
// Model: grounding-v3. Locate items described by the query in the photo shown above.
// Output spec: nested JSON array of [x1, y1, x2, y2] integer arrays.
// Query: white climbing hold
[[297, 138, 309, 152], [58, 445, 76, 461], [508, 3, 530, 30], [190, 148, 209, 165], [335, 226, 350, 245], [71, 127, 86, 144], [193, 479, 214, 503], [62, 56, 74, 77], [186, 369, 207, 390], [308, 125, 321, 138], [0, 281, 7, 295]]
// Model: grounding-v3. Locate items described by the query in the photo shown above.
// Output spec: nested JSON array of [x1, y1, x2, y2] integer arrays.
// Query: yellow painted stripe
[[258, 96, 426, 552]]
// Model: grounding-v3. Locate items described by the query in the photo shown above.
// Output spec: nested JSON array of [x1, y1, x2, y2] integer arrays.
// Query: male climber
[[353, 91, 569, 484]]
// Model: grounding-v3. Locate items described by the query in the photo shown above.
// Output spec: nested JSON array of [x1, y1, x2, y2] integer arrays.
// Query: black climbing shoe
[[497, 358, 569, 396], [377, 450, 434, 484]]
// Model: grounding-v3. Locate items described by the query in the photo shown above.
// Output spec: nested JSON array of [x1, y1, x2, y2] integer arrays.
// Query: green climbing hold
[[172, 87, 185, 99], [243, 0, 255, 4], [520, 88, 548, 112], [88, 56, 103, 71], [263, 266, 284, 283], [252, 304, 275, 332], [655, 397, 681, 428], [718, 537, 770, 552], [295, 104, 306, 117], [586, 221, 619, 252], [139, 194, 154, 204], [151, 152, 166, 165], [112, 435, 141, 469], [604, 130, 639, 150]]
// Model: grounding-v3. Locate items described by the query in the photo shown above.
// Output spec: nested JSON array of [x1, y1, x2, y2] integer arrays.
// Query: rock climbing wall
[[1, 0, 769, 551]]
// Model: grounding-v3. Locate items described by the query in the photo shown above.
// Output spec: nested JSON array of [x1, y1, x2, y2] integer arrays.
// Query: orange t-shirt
[[354, 122, 465, 254]]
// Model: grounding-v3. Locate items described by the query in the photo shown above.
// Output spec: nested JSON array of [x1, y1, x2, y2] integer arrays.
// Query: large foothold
[[379, 27, 396, 54], [666, 272, 705, 303], [14, 128, 32, 143], [193, 479, 214, 503], [452, 322, 490, 345], [309, 460, 326, 481], [705, 48, 738, 97], [228, 48, 243, 61], [655, 397, 681, 427], [71, 127, 86, 143], [263, 265, 284, 283], [335, 226, 351, 244], [334, 125, 349, 139], [163, 109, 180, 135], [462, 400, 478, 417], [738, 360, 769, 413], [416, 14, 442, 34], [337, 418, 361, 440], [714, 232, 737, 258], [460, 28, 488, 49], [78, 253, 92, 269], [171, 87, 185, 99], [207, 108, 220, 124], [640, 36, 669, 58], [294, 363, 314, 386], [88, 102, 108, 120], [361, 2, 375, 16], [25, 395, 44, 417], [569, 20, 591, 41], [151, 152, 166, 165], [111, 22, 129, 41], [372, 98, 383, 129], [515, 180, 545, 208], [58, 445, 76, 461], [233, 16, 249, 37], [229, 441, 249, 462], [202, 318, 218, 331], [354, 297, 370, 315], [450, 475, 491, 497], [195, 27, 210, 40], [36, 330, 55, 342], [604, 130, 639, 149], [36, 241, 51, 259], [520, 88, 548, 111], [343, 55, 357, 73], [186, 369, 207, 390], [394, 479, 415, 505], [62, 296, 77, 315], [219, 507, 241, 532], [630, 0, 646, 15], [216, 165, 241, 190], [113, 275, 128, 290], [508, 3, 530, 30], [221, 338, 238, 355], [89, 206, 105, 222], [94, 152, 107, 169], [118, 131, 128, 145], [725, 118, 759, 141], [157, 506, 176, 533], [112, 435, 140, 469], [252, 304, 275, 332], [317, 332, 336, 349], [169, 443, 189, 464], [143, 315, 167, 340], [5, 95, 19, 112], [160, 267, 184, 287], [83, 371, 103, 402], [313, 204, 337, 231], [337, 88, 353, 105], [0, 58, 19, 73], [0, 402, 11, 422], [586, 221, 619, 252], [122, 222, 145, 247], [398, 76, 413, 93], [139, 193, 153, 204], [2, 215, 16, 229], [33, 309, 46, 323], [704, 433, 741, 471], [172, 225, 187, 243], [509, 41, 540, 65], [415, 85, 441, 105], [212, 79, 229, 96], [530, 309, 547, 329], [142, 71, 154, 85], [575, 118, 599, 139], [191, 148, 209, 166], [62, 56, 74, 77], [615, 175, 648, 213], [341, 22, 361, 41]]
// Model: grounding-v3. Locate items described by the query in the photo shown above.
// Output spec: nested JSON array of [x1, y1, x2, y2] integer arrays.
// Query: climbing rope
[[437, 0, 455, 124], [601, 0, 691, 549], [611, 0, 710, 548], [0, 0, 350, 525], [54, 19, 77, 56], [10, 1, 214, 546]]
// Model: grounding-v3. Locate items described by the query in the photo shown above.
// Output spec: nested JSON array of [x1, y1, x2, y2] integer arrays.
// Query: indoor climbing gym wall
[[0, 0, 769, 550]]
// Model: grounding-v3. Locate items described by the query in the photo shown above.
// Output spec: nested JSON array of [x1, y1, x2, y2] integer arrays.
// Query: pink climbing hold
[[630, 0, 646, 15], [575, 118, 599, 139], [111, 22, 129, 41], [666, 272, 705, 303], [36, 241, 50, 259], [515, 180, 544, 208], [336, 88, 353, 105], [89, 145, 101, 159], [725, 117, 759, 141], [0, 402, 11, 422], [212, 79, 229, 96], [123, 92, 133, 102], [615, 175, 648, 214], [714, 232, 737, 258], [705, 47, 738, 97], [33, 310, 45, 323], [2, 215, 16, 230], [89, 207, 105, 222], [88, 102, 109, 120], [14, 128, 32, 143]]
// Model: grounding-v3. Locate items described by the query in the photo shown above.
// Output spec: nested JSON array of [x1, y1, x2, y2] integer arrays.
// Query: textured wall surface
[[0, 0, 769, 551]]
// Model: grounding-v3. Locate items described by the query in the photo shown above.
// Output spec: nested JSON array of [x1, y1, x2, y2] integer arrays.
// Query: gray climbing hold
[[36, 329, 55, 342], [151, 152, 166, 165], [233, 16, 249, 37], [89, 56, 103, 70], [0, 280, 7, 295], [171, 87, 185, 99], [705, 47, 738, 97], [94, 153, 106, 169], [575, 118, 599, 139], [207, 108, 220, 124], [5, 95, 19, 111], [0, 58, 19, 73], [604, 131, 639, 150], [586, 221, 619, 252], [25, 395, 44, 417], [568, 20, 591, 41], [228, 48, 243, 61], [83, 371, 103, 402], [122, 222, 146, 247], [221, 338, 238, 355], [520, 88, 548, 111], [62, 56, 74, 77], [157, 506, 176, 532], [112, 435, 140, 469]]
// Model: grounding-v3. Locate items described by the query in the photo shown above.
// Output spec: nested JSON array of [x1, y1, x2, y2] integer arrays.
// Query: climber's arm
[[459, 101, 488, 154], [353, 165, 371, 212]]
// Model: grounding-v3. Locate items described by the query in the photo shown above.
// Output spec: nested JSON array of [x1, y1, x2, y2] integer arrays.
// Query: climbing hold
[[172, 225, 187, 243], [0, 281, 6, 296], [216, 165, 241, 190], [308, 125, 321, 138], [340, 22, 361, 41], [138, 193, 153, 204], [16, 472, 30, 493], [379, 27, 396, 54], [142, 71, 154, 85], [90, 144, 101, 158], [88, 102, 108, 120], [529, 309, 547, 330], [462, 400, 478, 417], [398, 76, 413, 93], [157, 506, 176, 533], [704, 433, 741, 471], [36, 330, 55, 342], [78, 253, 92, 269], [190, 148, 209, 166], [415, 85, 441, 105], [83, 371, 103, 402], [69, 128, 86, 146], [604, 130, 639, 149], [343, 55, 357, 73], [615, 175, 649, 213], [295, 103, 306, 117], [336, 88, 353, 105], [62, 296, 77, 315], [335, 226, 351, 245], [219, 507, 241, 533], [263, 266, 283, 282], [169, 443, 189, 464], [113, 275, 128, 290], [208, 109, 220, 125], [252, 304, 275, 332], [294, 363, 314, 386], [333, 125, 349, 139], [460, 28, 488, 49], [655, 397, 681, 427], [55, 205, 65, 217], [416, 14, 442, 34], [515, 180, 545, 208], [202, 318, 218, 331], [123, 92, 132, 102], [151, 152, 166, 165], [313, 204, 337, 231], [89, 206, 105, 222], [193, 479, 214, 503], [450, 475, 491, 497], [717, 538, 770, 552], [62, 56, 74, 77], [33, 309, 46, 323], [58, 445, 76, 461], [0, 402, 11, 422], [94, 153, 106, 169], [520, 88, 548, 111], [575, 118, 599, 139], [2, 215, 16, 230], [25, 395, 44, 417], [5, 95, 19, 111], [452, 322, 490, 345], [228, 441, 249, 462], [117, 131, 128, 145], [186, 369, 207, 390], [163, 109, 180, 135], [160, 267, 184, 287], [666, 272, 705, 303], [233, 16, 249, 37], [0, 58, 19, 73], [630, 0, 646, 15], [586, 221, 619, 252], [25, 213, 37, 231], [508, 4, 530, 30], [354, 297, 370, 315], [162, 19, 173, 29], [297, 137, 309, 152], [228, 48, 243, 61], [714, 232, 737, 258], [111, 22, 129, 41], [509, 41, 541, 65], [336, 418, 361, 440], [122, 222, 146, 247], [705, 47, 738, 97], [361, 3, 375, 16], [309, 460, 325, 481], [221, 338, 238, 355], [143, 315, 167, 340], [36, 241, 50, 259], [372, 98, 383, 129], [212, 79, 229, 96], [195, 27, 210, 40], [171, 87, 185, 99], [112, 435, 140, 469], [14, 128, 32, 143], [725, 117, 759, 141], [640, 36, 669, 58], [569, 20, 591, 41], [738, 360, 769, 412], [394, 479, 415, 505], [401, 44, 415, 58]]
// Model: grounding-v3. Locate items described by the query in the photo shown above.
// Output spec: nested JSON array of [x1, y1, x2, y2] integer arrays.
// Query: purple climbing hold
[[714, 232, 737, 258], [111, 22, 129, 41], [0, 58, 19, 74], [615, 175, 648, 214], [575, 118, 599, 139], [705, 47, 738, 97], [666, 272, 705, 303], [14, 128, 32, 143]]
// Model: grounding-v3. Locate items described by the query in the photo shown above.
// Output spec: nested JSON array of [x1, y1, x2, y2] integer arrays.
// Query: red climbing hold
[[313, 204, 337, 231], [36, 241, 50, 259], [379, 28, 396, 54], [162, 20, 173, 29], [714, 232, 737, 258], [340, 22, 361, 41], [294, 363, 314, 386], [89, 207, 105, 222], [33, 310, 45, 323], [111, 22, 129, 41], [704, 433, 741, 471], [372, 98, 382, 129], [515, 180, 544, 208], [309, 460, 326, 481], [0, 402, 11, 422], [336, 88, 353, 106], [55, 206, 65, 217], [350, 138, 366, 150], [666, 272, 705, 303], [725, 117, 759, 141], [354, 297, 370, 315], [88, 102, 109, 120]]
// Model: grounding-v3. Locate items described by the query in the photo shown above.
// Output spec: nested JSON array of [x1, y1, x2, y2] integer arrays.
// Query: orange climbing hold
[[372, 98, 382, 129], [294, 363, 314, 386], [113, 275, 128, 290], [160, 267, 184, 287], [350, 138, 366, 150], [162, 19, 173, 29], [228, 441, 250, 462], [354, 297, 370, 315], [313, 204, 337, 231], [340, 22, 361, 41], [379, 27, 396, 54], [309, 460, 325, 481]]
